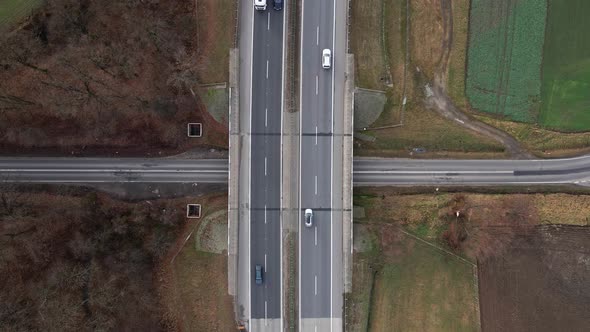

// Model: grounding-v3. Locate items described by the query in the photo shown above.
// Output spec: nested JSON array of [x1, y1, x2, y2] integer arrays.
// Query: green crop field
[[539, 0, 590, 132], [0, 0, 42, 30], [466, 0, 547, 123]]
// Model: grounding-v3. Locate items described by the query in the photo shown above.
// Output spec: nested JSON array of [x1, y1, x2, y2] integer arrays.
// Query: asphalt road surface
[[0, 157, 227, 183], [299, 0, 336, 330], [248, 3, 285, 330], [353, 157, 590, 186], [3, 156, 590, 187]]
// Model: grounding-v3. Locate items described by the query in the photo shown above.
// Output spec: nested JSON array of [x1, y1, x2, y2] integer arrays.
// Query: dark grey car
[[273, 0, 283, 10]]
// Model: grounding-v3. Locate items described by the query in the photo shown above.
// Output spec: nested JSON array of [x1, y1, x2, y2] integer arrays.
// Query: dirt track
[[428, 0, 534, 159]]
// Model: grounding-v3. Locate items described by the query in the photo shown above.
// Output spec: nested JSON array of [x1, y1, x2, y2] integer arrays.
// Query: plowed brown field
[[478, 225, 590, 331]]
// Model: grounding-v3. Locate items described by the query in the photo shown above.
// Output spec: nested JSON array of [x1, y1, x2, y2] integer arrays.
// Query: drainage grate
[[187, 123, 202, 137], [186, 204, 201, 218]]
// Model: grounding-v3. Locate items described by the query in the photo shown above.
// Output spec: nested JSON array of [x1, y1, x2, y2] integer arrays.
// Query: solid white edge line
[[330, 0, 336, 330], [248, 3, 255, 330], [0, 169, 227, 173], [353, 170, 514, 174], [350, 59, 355, 257], [298, 0, 305, 329], [228, 84, 233, 257], [280, 2, 287, 331]]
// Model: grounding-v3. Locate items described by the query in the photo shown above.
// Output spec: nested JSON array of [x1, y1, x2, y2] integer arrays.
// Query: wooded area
[[0, 0, 227, 155]]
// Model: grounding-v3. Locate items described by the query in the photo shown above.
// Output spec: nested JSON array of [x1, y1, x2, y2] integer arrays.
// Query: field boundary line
[[473, 264, 482, 332], [398, 228, 475, 267]]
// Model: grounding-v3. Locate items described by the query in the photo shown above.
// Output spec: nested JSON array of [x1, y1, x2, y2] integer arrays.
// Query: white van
[[254, 0, 267, 11]]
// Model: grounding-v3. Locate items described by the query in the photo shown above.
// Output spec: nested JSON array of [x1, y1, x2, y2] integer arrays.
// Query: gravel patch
[[196, 209, 228, 254], [202, 86, 229, 127], [354, 88, 387, 129]]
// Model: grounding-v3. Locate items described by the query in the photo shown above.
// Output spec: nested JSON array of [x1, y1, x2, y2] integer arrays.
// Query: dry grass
[[473, 114, 590, 157], [160, 194, 235, 331], [166, 249, 234, 331], [369, 234, 478, 332], [350, 0, 389, 91], [410, 0, 444, 81], [447, 0, 469, 108], [355, 191, 590, 239], [351, 0, 504, 157], [355, 104, 506, 158], [195, 0, 236, 84]]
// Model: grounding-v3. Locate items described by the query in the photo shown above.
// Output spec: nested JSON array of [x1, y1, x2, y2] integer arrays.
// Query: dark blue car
[[255, 264, 263, 285], [273, 0, 283, 10]]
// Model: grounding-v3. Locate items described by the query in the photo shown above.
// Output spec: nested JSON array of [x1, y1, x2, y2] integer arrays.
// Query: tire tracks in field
[[428, 0, 533, 159]]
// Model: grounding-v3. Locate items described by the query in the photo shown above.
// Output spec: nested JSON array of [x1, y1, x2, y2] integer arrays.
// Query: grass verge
[[474, 114, 590, 157], [161, 194, 234, 331], [195, 0, 236, 84], [355, 104, 505, 158], [167, 248, 234, 331], [0, 0, 42, 30], [447, 0, 469, 108]]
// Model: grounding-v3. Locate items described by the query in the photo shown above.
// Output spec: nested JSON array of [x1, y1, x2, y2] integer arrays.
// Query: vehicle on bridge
[[254, 0, 267, 11], [273, 0, 283, 10], [255, 264, 264, 285], [322, 49, 332, 69], [305, 209, 313, 227]]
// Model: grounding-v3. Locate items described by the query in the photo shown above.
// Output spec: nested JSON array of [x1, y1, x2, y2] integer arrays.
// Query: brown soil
[[355, 188, 590, 331], [478, 225, 590, 332], [0, 0, 228, 157], [0, 184, 205, 331]]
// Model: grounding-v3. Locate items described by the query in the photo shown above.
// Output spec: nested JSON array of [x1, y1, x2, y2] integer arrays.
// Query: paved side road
[[3, 156, 590, 186], [353, 157, 590, 185], [0, 158, 228, 183]]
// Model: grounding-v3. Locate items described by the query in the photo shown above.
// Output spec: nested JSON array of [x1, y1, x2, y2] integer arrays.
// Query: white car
[[254, 0, 267, 11], [304, 209, 313, 227], [322, 49, 331, 69]]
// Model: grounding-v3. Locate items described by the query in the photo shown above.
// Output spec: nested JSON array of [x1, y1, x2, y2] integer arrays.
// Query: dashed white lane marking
[[266, 60, 269, 79], [267, 12, 271, 30], [315, 175, 318, 194], [315, 226, 318, 246], [264, 157, 267, 176], [265, 108, 268, 127], [314, 275, 318, 295], [316, 75, 319, 95], [264, 254, 267, 272], [265, 301, 268, 324], [316, 26, 319, 45], [264, 205, 267, 224], [315, 126, 318, 145]]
